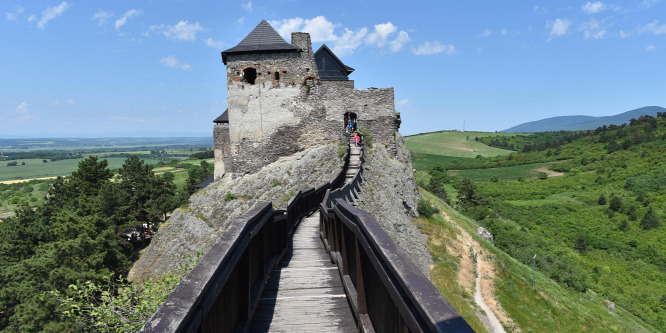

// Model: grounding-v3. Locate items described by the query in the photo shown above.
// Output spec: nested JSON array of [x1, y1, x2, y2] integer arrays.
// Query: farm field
[[405, 131, 516, 158]]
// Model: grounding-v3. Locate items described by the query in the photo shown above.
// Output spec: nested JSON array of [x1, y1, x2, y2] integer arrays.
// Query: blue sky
[[1, 1, 665, 138]]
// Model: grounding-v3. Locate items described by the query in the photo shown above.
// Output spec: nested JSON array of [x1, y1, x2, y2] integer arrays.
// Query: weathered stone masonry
[[215, 21, 402, 176]]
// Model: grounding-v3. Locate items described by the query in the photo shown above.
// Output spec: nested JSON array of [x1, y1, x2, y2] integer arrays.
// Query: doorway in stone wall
[[344, 112, 357, 133]]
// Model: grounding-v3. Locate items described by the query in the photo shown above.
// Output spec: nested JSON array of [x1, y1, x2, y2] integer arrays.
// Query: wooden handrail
[[141, 134, 471, 332]]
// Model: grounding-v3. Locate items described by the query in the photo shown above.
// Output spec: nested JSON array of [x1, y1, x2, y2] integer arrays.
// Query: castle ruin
[[214, 20, 401, 178]]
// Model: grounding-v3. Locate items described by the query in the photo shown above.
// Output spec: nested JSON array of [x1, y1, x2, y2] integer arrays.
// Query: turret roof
[[221, 20, 298, 64]]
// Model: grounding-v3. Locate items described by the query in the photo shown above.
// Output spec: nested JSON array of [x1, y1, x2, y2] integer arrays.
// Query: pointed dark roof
[[314, 44, 355, 80], [213, 109, 228, 124], [221, 20, 299, 64]]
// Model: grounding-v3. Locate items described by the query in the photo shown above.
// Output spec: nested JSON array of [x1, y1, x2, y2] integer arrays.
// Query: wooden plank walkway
[[249, 211, 357, 332]]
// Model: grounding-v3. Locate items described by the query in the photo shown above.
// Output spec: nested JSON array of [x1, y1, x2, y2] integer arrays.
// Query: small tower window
[[274, 71, 280, 81], [243, 67, 257, 85]]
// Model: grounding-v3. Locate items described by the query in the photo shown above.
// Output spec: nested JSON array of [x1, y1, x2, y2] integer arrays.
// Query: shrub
[[640, 206, 660, 230], [537, 172, 548, 180], [417, 199, 439, 218], [609, 196, 622, 212], [224, 192, 237, 201], [598, 194, 607, 205]]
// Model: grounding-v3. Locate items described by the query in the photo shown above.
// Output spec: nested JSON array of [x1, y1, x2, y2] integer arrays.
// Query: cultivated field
[[405, 131, 516, 158]]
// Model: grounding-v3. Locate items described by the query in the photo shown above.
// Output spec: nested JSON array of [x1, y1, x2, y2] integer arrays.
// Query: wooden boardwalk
[[249, 211, 357, 332]]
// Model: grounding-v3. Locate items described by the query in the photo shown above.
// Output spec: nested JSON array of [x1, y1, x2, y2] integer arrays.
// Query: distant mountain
[[502, 106, 666, 133]]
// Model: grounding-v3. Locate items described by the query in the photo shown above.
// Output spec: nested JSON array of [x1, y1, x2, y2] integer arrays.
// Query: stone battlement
[[214, 21, 401, 176]]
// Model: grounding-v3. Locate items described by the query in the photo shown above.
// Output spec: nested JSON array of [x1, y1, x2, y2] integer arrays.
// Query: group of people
[[344, 112, 362, 147], [344, 112, 357, 134]]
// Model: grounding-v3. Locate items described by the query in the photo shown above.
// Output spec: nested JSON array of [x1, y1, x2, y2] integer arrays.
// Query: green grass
[[418, 189, 657, 332], [450, 162, 556, 182], [406, 131, 516, 159]]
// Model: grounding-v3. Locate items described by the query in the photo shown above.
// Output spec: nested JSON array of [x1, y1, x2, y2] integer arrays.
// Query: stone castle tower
[[214, 20, 401, 178]]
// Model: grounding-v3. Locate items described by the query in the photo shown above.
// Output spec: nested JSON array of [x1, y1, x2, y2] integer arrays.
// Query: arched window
[[243, 67, 257, 85]]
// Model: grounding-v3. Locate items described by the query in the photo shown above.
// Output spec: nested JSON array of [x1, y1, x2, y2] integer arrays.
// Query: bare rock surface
[[128, 144, 341, 282], [356, 133, 433, 277]]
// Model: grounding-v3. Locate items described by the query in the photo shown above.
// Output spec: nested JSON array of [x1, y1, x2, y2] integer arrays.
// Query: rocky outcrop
[[356, 133, 433, 277], [128, 144, 341, 282], [477, 227, 494, 242]]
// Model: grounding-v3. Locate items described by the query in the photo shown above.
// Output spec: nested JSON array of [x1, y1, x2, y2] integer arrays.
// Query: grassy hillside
[[409, 114, 666, 331], [417, 189, 656, 332], [405, 131, 516, 170]]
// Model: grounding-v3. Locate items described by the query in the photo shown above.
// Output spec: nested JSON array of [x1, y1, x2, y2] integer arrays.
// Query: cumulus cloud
[[645, 44, 656, 51], [115, 9, 142, 29], [397, 99, 409, 107], [241, 1, 253, 13], [580, 18, 607, 39], [639, 20, 666, 35], [8, 102, 38, 123], [479, 29, 492, 37], [160, 56, 191, 70], [582, 2, 606, 14], [37, 2, 70, 29], [205, 38, 225, 49], [148, 21, 205, 41], [270, 16, 410, 56], [93, 10, 113, 25], [412, 41, 455, 56], [547, 18, 572, 41], [619, 30, 631, 38], [534, 5, 548, 14], [5, 5, 24, 21]]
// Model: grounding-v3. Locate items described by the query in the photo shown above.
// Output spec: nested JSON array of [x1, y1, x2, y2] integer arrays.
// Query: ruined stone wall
[[221, 31, 401, 175], [213, 125, 231, 179]]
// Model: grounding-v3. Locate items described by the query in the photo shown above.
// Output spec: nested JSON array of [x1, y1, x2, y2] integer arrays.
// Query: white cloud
[[501, 28, 508, 35], [149, 21, 205, 41], [412, 41, 455, 56], [582, 2, 606, 14], [640, 0, 659, 9], [8, 102, 38, 123], [397, 99, 409, 107], [115, 9, 142, 29], [639, 20, 666, 35], [160, 55, 192, 70], [27, 15, 36, 22], [205, 38, 224, 49], [237, 16, 245, 25], [534, 6, 548, 14], [67, 99, 76, 105], [93, 10, 113, 25], [619, 30, 631, 38], [331, 28, 368, 56], [547, 18, 572, 41], [5, 5, 24, 21], [241, 1, 253, 13], [479, 29, 492, 37], [645, 44, 656, 51], [365, 22, 410, 52], [580, 18, 607, 39], [302, 16, 339, 42], [271, 17, 409, 55], [37, 2, 70, 29], [390, 31, 410, 52]]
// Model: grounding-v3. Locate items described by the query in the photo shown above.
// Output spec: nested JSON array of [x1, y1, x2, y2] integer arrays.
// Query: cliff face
[[130, 135, 431, 282], [128, 144, 341, 282], [356, 133, 433, 277]]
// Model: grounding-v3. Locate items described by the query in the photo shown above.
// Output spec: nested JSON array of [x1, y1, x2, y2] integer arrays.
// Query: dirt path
[[0, 176, 58, 184], [441, 210, 515, 333], [535, 167, 563, 178]]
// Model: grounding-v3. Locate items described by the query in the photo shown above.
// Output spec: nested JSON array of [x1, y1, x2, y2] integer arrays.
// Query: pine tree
[[640, 206, 660, 230]]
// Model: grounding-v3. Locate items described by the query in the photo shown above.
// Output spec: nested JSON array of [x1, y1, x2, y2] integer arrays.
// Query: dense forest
[[425, 113, 666, 330], [0, 155, 213, 331]]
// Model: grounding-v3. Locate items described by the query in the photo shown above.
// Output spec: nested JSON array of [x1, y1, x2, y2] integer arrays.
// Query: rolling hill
[[503, 106, 665, 132]]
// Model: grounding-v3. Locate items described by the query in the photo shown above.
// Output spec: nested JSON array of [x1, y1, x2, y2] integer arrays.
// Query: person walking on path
[[353, 131, 360, 147]]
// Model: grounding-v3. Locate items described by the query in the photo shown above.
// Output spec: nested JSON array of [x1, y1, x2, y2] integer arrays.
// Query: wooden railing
[[319, 199, 473, 332], [141, 136, 472, 332]]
